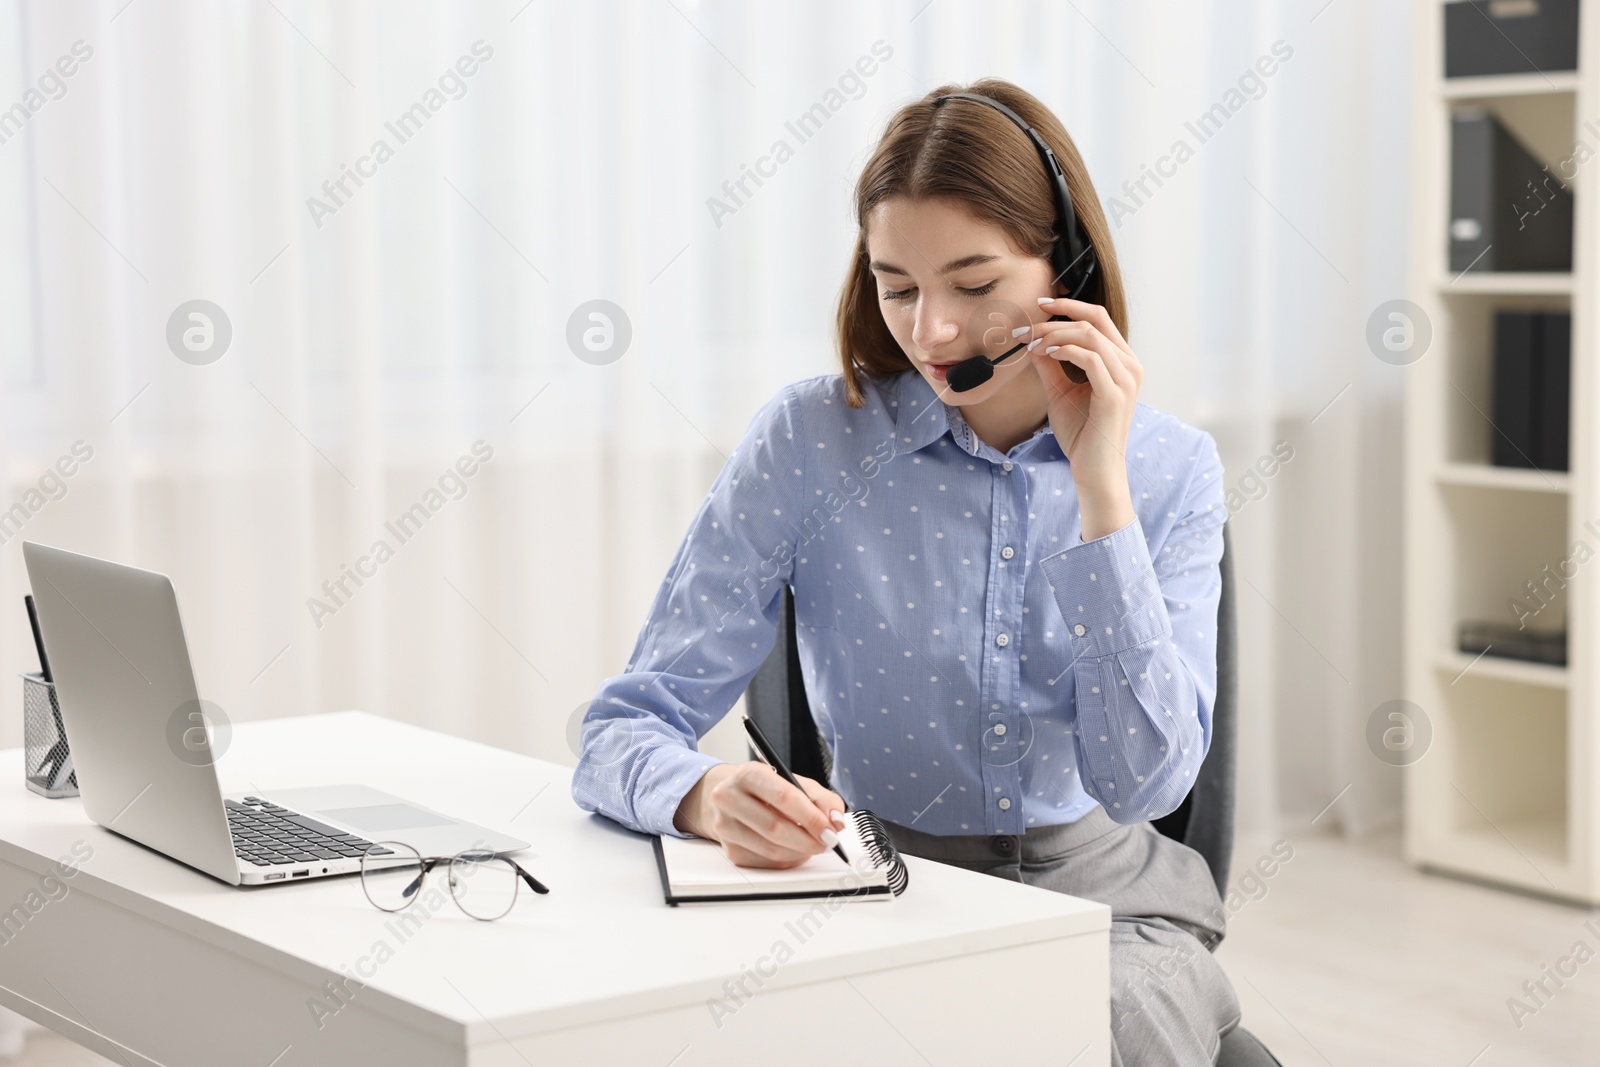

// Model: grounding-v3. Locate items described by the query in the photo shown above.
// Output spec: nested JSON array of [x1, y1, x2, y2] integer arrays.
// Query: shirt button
[[1073, 624, 1087, 637], [995, 633, 1010, 647], [994, 723, 1008, 736], [1001, 546, 1015, 560], [997, 797, 1012, 810], [1002, 462, 1013, 472]]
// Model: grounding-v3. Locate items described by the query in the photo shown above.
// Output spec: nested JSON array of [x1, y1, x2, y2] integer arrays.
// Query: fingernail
[[821, 828, 840, 847], [1013, 325, 1034, 337], [831, 811, 846, 828], [1027, 337, 1044, 350], [1045, 345, 1061, 354], [1036, 297, 1055, 305]]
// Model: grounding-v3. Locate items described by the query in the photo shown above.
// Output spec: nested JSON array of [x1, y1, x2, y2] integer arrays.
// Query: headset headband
[[931, 92, 1097, 299]]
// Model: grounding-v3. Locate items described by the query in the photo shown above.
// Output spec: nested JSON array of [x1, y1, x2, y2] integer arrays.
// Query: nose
[[910, 295, 962, 355]]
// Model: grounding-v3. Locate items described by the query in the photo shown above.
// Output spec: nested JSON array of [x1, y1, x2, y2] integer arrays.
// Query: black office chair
[[743, 523, 1281, 1066]]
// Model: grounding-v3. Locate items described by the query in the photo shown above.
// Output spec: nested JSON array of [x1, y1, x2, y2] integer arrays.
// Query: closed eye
[[880, 281, 1000, 302]]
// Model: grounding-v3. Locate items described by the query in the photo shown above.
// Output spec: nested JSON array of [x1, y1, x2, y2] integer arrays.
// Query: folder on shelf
[[1492, 312, 1538, 468], [1450, 108, 1572, 273], [1491, 310, 1570, 472], [1539, 313, 1570, 473]]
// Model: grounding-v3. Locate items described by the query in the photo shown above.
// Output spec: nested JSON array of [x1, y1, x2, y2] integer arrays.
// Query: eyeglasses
[[360, 841, 550, 921]]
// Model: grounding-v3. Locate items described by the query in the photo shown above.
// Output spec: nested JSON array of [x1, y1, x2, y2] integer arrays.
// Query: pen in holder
[[23, 671, 77, 798]]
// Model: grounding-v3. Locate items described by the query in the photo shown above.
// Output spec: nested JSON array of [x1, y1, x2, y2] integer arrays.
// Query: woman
[[574, 78, 1240, 1064]]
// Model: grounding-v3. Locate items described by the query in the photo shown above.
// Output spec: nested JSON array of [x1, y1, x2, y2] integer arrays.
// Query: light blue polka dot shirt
[[572, 369, 1227, 838]]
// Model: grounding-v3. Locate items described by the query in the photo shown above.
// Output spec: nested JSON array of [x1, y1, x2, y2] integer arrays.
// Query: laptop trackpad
[[317, 803, 456, 832], [257, 784, 531, 855]]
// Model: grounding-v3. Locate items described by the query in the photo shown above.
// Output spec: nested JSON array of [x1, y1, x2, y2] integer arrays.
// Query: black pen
[[25, 595, 52, 683], [742, 714, 852, 867], [26, 594, 69, 783]]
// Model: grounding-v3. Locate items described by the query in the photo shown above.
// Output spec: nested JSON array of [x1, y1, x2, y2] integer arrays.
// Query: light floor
[[1217, 829, 1596, 1067], [4, 829, 1595, 1066]]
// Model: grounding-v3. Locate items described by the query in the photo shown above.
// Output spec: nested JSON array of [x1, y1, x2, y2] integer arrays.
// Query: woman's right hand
[[674, 761, 846, 868]]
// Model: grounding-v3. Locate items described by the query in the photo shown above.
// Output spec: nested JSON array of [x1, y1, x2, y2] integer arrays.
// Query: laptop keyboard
[[226, 796, 393, 868]]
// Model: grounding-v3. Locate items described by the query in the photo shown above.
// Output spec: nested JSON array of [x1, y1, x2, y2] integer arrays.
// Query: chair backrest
[[743, 523, 1237, 897], [1152, 521, 1235, 896], [742, 585, 831, 784]]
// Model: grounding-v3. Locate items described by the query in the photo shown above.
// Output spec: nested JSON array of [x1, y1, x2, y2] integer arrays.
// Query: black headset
[[931, 92, 1098, 392]]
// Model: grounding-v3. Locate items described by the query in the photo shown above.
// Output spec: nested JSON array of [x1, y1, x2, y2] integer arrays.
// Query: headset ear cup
[[1055, 239, 1096, 386], [1052, 241, 1074, 297], [1069, 252, 1099, 303], [1052, 228, 1100, 302], [1062, 236, 1100, 302]]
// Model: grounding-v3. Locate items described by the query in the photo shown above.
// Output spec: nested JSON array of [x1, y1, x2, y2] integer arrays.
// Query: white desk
[[0, 712, 1110, 1066]]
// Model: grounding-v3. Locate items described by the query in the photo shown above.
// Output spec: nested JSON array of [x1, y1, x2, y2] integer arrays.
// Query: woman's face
[[865, 196, 1056, 406]]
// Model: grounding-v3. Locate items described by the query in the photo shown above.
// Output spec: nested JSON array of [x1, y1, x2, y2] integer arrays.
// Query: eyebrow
[[867, 253, 1001, 276]]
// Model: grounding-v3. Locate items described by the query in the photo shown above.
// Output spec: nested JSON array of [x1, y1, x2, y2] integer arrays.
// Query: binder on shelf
[[1492, 312, 1538, 468], [1491, 310, 1570, 471], [1444, 0, 1580, 79], [1457, 620, 1566, 667], [1450, 109, 1573, 273], [1540, 312, 1570, 472]]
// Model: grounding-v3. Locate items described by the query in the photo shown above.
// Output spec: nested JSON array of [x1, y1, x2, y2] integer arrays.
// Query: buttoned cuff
[[1040, 516, 1171, 658]]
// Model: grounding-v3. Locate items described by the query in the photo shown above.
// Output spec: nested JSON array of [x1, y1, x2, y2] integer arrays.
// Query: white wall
[[0, 0, 1412, 837]]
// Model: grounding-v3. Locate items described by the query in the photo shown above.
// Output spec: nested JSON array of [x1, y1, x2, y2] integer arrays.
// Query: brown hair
[[835, 78, 1127, 406]]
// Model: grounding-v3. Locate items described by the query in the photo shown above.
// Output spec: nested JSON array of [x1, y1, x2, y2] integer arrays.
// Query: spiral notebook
[[653, 809, 910, 906]]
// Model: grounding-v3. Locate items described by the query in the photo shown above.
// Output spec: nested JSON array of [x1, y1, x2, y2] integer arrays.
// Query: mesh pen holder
[[23, 672, 77, 798]]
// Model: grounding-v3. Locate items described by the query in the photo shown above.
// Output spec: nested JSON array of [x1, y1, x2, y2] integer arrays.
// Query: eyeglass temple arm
[[507, 857, 550, 895]]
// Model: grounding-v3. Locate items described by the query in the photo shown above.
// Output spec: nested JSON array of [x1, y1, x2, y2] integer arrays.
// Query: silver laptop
[[22, 542, 528, 886]]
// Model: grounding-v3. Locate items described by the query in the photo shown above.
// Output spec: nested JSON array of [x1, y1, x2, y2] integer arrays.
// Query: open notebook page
[[658, 815, 891, 898]]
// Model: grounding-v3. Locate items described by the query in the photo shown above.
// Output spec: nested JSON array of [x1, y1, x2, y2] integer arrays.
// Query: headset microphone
[[945, 341, 1017, 393], [932, 93, 1099, 394]]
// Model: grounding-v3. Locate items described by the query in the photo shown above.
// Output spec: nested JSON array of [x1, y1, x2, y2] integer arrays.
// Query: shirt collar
[[888, 371, 1065, 463], [888, 371, 952, 455]]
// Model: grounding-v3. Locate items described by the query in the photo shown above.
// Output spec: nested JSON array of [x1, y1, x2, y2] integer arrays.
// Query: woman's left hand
[[1022, 297, 1142, 536]]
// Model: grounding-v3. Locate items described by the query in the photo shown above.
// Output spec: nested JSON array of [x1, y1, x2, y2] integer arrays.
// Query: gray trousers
[[884, 807, 1241, 1066]]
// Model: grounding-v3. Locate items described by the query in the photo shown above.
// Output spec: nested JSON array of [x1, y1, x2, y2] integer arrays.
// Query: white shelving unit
[[1405, 1, 1599, 903]]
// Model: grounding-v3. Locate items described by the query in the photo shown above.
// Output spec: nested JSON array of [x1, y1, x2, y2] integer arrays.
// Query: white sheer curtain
[[0, 0, 1409, 875]]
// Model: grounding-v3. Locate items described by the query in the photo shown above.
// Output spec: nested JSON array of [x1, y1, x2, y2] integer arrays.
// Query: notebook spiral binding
[[849, 809, 909, 896]]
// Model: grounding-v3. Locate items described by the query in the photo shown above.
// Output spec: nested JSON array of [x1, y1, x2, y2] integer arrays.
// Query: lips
[[925, 361, 960, 383]]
